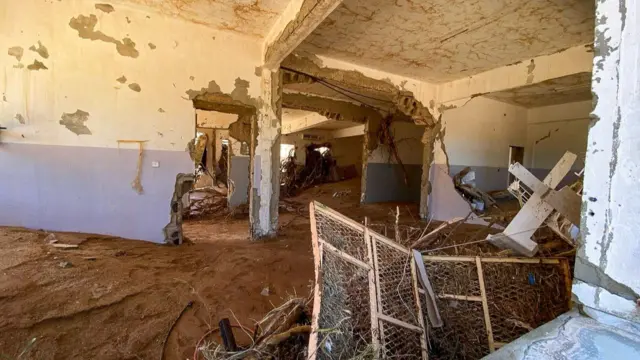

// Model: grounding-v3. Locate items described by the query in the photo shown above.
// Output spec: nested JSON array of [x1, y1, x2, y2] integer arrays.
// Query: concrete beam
[[263, 0, 344, 69], [249, 70, 282, 239], [331, 124, 365, 139], [436, 44, 594, 108], [283, 92, 382, 124], [575, 0, 640, 323], [282, 112, 332, 134]]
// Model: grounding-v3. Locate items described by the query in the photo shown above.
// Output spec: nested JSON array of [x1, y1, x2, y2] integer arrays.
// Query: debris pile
[[195, 297, 312, 360], [453, 167, 497, 212], [183, 188, 230, 219], [307, 202, 573, 359]]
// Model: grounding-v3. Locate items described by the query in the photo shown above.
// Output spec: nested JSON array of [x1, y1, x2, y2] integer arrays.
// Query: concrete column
[[249, 70, 282, 239], [573, 0, 640, 323]]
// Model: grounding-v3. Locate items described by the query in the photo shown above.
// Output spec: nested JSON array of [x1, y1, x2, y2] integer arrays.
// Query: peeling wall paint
[[0, 0, 263, 151], [59, 109, 92, 135], [577, 0, 640, 323], [69, 14, 140, 58]]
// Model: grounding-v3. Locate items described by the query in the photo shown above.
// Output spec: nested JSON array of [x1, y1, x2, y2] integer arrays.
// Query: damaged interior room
[[1, 0, 639, 359]]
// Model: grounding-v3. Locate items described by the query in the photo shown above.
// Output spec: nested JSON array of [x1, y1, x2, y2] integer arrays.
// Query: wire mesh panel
[[314, 249, 374, 359], [309, 202, 427, 360], [421, 256, 571, 360], [482, 261, 570, 345]]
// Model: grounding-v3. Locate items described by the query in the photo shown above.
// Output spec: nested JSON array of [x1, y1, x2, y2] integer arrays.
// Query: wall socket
[[151, 161, 160, 168]]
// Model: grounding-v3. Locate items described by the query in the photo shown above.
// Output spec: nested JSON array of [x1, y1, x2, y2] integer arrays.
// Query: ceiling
[[111, 0, 289, 38], [298, 0, 594, 83], [282, 108, 360, 132], [484, 72, 592, 108]]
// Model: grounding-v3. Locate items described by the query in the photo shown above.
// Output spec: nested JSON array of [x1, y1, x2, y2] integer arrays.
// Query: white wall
[[0, 0, 262, 151], [525, 100, 591, 170], [440, 97, 528, 168]]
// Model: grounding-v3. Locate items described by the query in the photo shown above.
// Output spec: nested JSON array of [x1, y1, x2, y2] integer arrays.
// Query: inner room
[[1, 0, 638, 359]]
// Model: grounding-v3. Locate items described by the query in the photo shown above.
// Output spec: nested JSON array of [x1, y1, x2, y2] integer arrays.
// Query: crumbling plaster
[[0, 0, 263, 152], [299, 0, 594, 83], [576, 0, 640, 323]]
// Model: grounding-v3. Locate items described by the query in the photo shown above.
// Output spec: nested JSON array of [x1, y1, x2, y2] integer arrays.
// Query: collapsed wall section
[[0, 0, 262, 243]]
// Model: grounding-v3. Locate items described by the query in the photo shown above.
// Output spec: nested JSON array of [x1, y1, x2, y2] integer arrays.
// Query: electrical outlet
[[151, 161, 160, 168]]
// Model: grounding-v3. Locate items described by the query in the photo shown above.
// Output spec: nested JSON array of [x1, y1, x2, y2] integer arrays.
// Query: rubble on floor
[[281, 143, 357, 198], [453, 167, 497, 212], [306, 201, 574, 360]]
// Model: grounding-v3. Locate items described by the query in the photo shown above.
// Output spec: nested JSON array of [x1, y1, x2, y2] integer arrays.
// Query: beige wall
[[329, 135, 364, 173], [439, 97, 528, 169], [525, 100, 590, 170], [0, 0, 262, 152]]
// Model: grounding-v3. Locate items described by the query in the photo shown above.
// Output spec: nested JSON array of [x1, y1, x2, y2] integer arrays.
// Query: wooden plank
[[363, 218, 381, 358], [413, 250, 443, 327], [543, 151, 577, 188], [369, 231, 411, 254], [51, 244, 79, 249], [476, 257, 495, 352], [509, 163, 546, 193], [377, 313, 424, 333], [437, 294, 483, 302], [411, 260, 430, 360], [307, 202, 322, 360], [320, 240, 370, 269], [410, 217, 464, 249], [480, 257, 561, 264], [543, 186, 582, 226], [561, 258, 574, 309], [371, 236, 386, 347], [313, 201, 364, 232], [422, 255, 561, 264], [422, 255, 476, 262]]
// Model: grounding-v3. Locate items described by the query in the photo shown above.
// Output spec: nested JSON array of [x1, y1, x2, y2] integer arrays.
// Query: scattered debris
[[196, 297, 311, 360], [331, 189, 351, 198], [58, 261, 73, 268], [453, 167, 497, 212], [52, 244, 79, 249], [281, 143, 346, 197], [44, 233, 58, 244], [260, 287, 270, 296]]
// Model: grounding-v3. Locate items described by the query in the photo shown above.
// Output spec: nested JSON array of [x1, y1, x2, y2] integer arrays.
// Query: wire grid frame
[[421, 256, 572, 360], [309, 201, 427, 360]]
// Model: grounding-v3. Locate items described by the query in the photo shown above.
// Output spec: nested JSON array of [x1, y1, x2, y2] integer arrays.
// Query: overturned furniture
[[487, 151, 582, 256], [309, 201, 428, 359]]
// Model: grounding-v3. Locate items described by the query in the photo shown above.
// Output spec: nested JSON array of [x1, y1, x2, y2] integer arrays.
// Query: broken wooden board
[[488, 152, 577, 256], [543, 186, 581, 226], [413, 250, 443, 328]]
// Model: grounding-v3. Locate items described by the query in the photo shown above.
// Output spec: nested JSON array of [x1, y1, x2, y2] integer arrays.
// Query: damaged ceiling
[[297, 0, 595, 82], [484, 72, 593, 108], [109, 0, 290, 38]]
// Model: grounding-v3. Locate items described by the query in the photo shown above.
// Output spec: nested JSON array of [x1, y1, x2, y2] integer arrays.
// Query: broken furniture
[[309, 201, 428, 359], [487, 151, 582, 256]]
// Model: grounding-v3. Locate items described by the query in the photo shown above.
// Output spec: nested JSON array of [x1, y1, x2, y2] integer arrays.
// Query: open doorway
[[507, 145, 525, 186]]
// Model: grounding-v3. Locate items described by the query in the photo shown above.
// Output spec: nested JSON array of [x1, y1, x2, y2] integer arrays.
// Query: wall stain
[[69, 14, 139, 58], [116, 75, 127, 83], [8, 46, 24, 61], [29, 41, 49, 59], [126, 16, 132, 24], [189, 76, 195, 81], [158, 108, 166, 113], [27, 60, 48, 71], [60, 110, 92, 135], [526, 59, 536, 84], [157, 131, 164, 137], [95, 4, 115, 13], [148, 43, 156, 50], [13, 64, 25, 69], [15, 114, 25, 124], [128, 83, 142, 92]]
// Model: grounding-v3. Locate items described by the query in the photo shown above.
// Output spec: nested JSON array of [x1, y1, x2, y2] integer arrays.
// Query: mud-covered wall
[[0, 0, 263, 243]]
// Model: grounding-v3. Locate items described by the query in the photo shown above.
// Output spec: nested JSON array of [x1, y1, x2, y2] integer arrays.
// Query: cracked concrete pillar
[[419, 127, 437, 219], [573, 0, 640, 323], [249, 70, 282, 239]]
